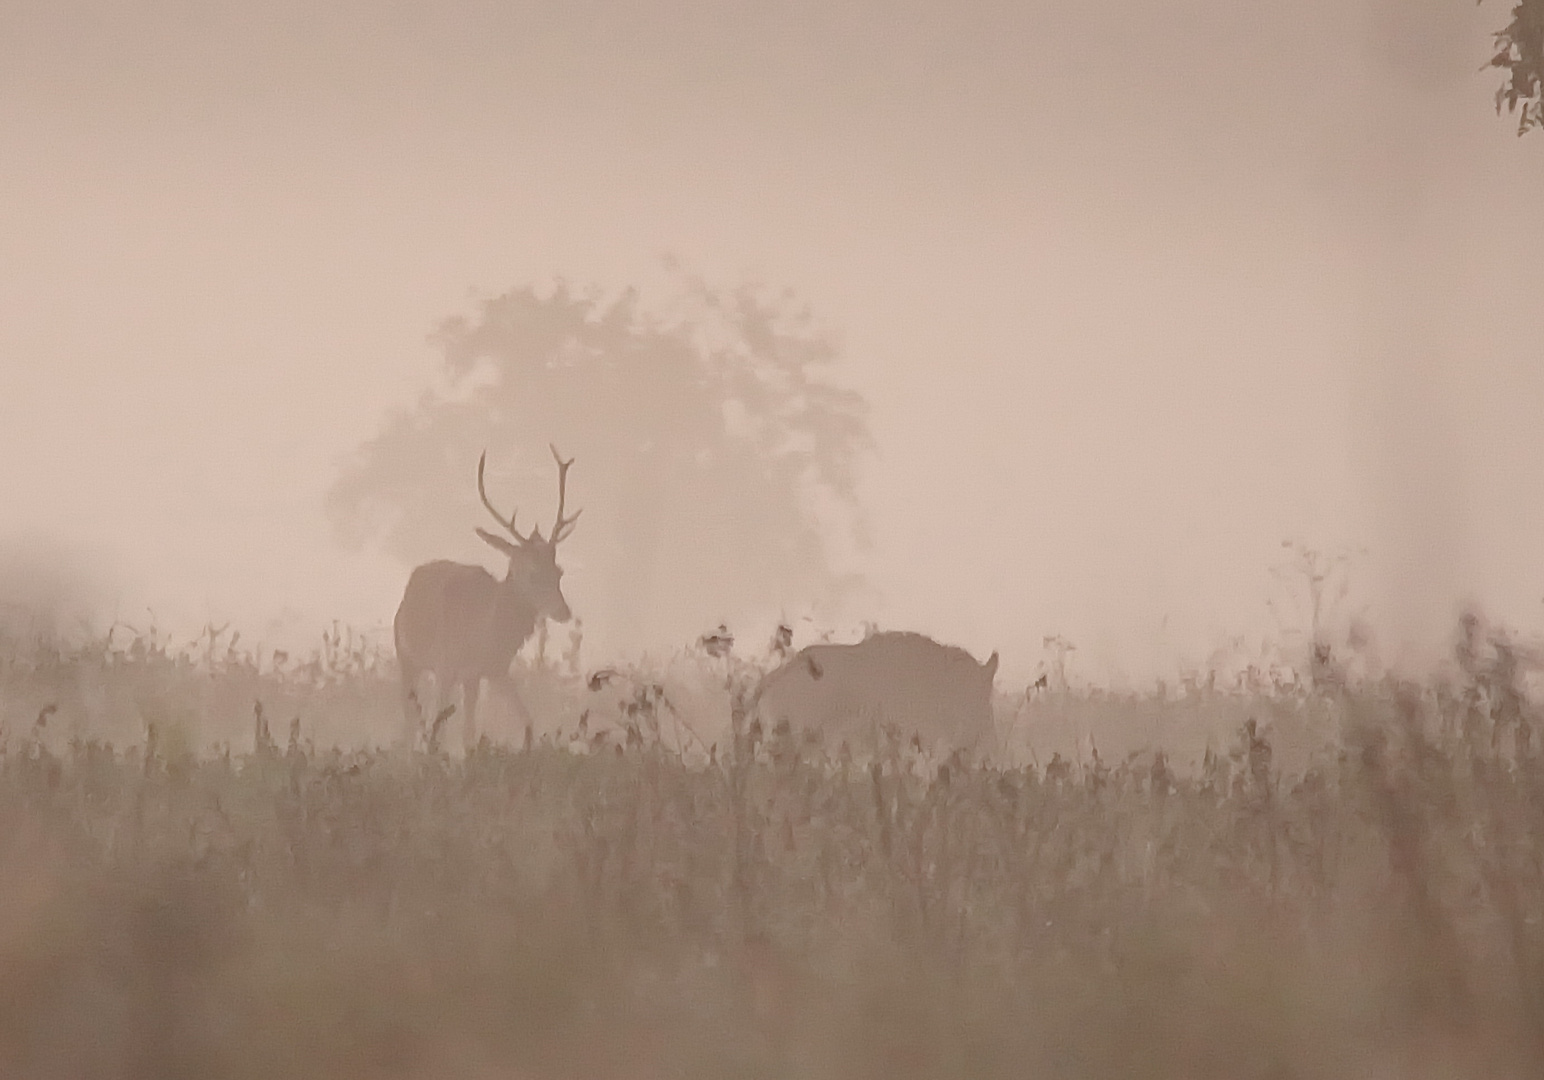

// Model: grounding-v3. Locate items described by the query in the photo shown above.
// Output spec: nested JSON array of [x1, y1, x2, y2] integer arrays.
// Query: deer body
[[395, 446, 580, 751]]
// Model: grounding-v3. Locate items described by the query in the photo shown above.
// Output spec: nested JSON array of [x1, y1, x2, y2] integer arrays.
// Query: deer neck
[[495, 572, 541, 633]]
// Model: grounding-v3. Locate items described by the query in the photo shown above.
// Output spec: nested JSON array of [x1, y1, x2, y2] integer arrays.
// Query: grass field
[[1, 617, 1542, 1079]]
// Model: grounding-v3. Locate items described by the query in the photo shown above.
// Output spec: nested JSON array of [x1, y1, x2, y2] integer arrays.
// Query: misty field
[[2, 620, 1544, 1079]]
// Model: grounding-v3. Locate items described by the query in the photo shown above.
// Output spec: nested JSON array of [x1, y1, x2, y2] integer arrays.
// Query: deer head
[[474, 443, 582, 624]]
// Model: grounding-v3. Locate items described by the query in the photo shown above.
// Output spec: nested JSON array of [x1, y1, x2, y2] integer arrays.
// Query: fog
[[2, 0, 1541, 687]]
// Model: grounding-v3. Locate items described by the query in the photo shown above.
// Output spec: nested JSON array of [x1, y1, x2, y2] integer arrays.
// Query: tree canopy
[[327, 273, 872, 657]]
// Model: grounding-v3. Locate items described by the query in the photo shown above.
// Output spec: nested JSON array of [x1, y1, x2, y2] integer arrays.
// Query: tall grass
[[0, 615, 1542, 1078]]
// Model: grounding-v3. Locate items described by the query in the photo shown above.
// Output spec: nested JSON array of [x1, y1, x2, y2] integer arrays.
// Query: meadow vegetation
[[1, 614, 1543, 1078]]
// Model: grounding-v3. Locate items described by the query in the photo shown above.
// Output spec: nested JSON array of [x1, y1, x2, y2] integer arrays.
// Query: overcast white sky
[[2, 0, 1540, 685]]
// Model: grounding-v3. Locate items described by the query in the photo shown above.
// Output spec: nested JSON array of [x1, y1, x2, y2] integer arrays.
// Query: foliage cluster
[[1488, 0, 1544, 133]]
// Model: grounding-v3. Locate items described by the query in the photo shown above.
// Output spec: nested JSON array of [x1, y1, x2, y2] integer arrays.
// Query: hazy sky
[[2, 0, 1541, 684]]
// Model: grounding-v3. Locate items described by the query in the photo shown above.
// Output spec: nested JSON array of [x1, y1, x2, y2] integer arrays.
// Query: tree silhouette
[[327, 272, 872, 656], [1486, 0, 1542, 133]]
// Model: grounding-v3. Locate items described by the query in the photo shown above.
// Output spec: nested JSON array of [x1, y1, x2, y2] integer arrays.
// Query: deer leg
[[462, 676, 482, 753], [502, 669, 536, 736], [481, 671, 534, 749]]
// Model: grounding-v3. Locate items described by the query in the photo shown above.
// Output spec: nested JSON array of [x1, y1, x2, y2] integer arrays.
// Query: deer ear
[[984, 652, 999, 679], [475, 528, 520, 557]]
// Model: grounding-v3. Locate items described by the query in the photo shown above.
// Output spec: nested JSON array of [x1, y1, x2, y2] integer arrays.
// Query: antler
[[548, 443, 582, 545], [477, 451, 537, 545], [476, 447, 581, 548]]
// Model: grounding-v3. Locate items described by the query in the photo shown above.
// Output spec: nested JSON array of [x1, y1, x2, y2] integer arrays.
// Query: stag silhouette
[[394, 444, 581, 751]]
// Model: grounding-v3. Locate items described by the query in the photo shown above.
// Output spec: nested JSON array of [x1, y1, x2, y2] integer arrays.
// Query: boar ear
[[983, 652, 999, 679]]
